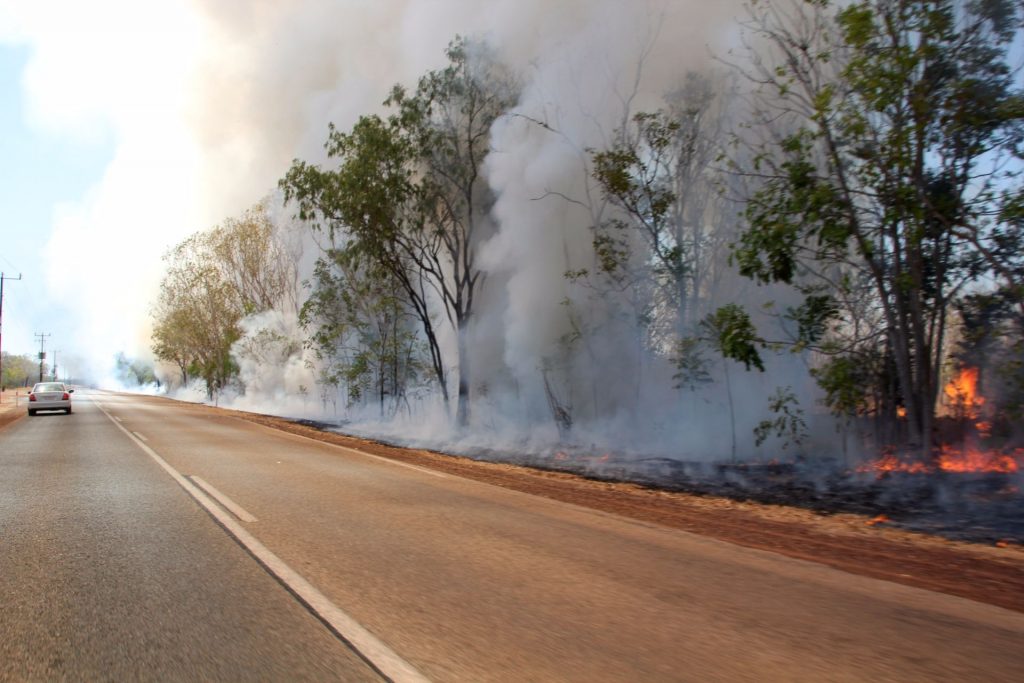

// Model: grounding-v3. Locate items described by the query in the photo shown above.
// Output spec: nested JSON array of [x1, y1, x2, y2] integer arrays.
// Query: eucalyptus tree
[[282, 114, 450, 407], [730, 0, 1024, 452], [300, 244, 422, 416], [590, 71, 738, 338], [282, 37, 518, 427], [0, 352, 35, 389], [387, 37, 518, 426], [151, 201, 301, 398], [152, 235, 242, 398], [206, 199, 300, 315]]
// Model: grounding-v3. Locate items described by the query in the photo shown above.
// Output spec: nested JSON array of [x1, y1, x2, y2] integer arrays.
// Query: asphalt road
[[2, 390, 1023, 682]]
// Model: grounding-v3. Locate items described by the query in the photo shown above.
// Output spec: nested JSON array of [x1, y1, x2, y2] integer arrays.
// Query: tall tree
[[151, 200, 300, 398], [590, 72, 738, 338], [300, 243, 423, 416], [387, 37, 519, 427], [282, 37, 518, 427], [152, 235, 243, 398], [1, 351, 36, 389], [731, 0, 1024, 452], [282, 114, 450, 406]]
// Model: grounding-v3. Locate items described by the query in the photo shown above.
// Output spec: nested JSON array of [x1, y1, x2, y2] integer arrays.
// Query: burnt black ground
[[289, 416, 1024, 544], [488, 455, 1024, 544]]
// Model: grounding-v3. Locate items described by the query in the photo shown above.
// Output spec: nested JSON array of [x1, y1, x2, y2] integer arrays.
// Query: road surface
[[1, 390, 1022, 681]]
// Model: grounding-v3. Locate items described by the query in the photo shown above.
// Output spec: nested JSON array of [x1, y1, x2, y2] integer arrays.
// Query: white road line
[[132, 431, 148, 442], [190, 476, 258, 523], [114, 417, 123, 422], [94, 401, 430, 683]]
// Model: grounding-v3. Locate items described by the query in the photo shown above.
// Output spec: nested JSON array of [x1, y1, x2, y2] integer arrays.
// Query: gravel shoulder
[[0, 391, 27, 431]]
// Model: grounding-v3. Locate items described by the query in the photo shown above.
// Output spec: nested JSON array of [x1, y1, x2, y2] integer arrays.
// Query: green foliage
[[151, 200, 295, 398], [786, 293, 840, 348], [671, 336, 712, 390], [300, 248, 422, 412], [735, 0, 1024, 447], [590, 110, 687, 283], [737, 130, 850, 286], [282, 36, 518, 424], [702, 304, 765, 372], [586, 71, 732, 340], [753, 386, 809, 451], [811, 353, 877, 418], [1, 351, 36, 388]]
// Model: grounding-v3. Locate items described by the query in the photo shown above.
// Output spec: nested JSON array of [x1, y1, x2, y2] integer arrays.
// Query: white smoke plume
[[190, 0, 825, 461], [11, 0, 839, 461]]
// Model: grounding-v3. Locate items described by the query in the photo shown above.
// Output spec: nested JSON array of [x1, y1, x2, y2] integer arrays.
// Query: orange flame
[[857, 452, 930, 474], [936, 445, 1020, 474], [945, 366, 985, 418], [847, 366, 1022, 476], [857, 447, 1023, 475]]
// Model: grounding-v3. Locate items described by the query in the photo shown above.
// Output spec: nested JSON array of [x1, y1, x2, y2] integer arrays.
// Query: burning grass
[[857, 446, 1023, 475]]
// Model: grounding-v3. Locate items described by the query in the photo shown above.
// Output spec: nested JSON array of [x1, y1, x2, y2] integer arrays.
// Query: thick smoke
[[22, 0, 827, 462], [164, 0, 834, 462]]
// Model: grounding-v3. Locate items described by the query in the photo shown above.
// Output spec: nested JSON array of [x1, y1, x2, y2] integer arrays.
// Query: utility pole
[[35, 332, 50, 383], [0, 272, 23, 402], [52, 349, 59, 382]]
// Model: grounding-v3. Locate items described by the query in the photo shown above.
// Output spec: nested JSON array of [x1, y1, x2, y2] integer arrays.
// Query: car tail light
[[29, 394, 36, 402], [63, 393, 70, 400]]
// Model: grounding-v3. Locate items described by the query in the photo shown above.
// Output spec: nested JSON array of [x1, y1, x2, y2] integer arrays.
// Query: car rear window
[[33, 383, 65, 392]]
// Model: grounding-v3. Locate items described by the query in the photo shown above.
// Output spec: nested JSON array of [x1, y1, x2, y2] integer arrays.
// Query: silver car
[[27, 382, 74, 415]]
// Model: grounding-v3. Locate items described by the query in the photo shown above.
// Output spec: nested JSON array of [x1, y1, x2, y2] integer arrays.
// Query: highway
[[1, 390, 1023, 681]]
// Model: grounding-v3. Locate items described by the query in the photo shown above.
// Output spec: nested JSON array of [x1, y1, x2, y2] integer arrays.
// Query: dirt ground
[[4, 393, 1022, 614], [0, 390, 28, 431]]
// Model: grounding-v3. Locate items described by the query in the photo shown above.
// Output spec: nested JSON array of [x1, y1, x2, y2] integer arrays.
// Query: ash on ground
[[480, 449, 1024, 545], [312, 418, 1022, 545]]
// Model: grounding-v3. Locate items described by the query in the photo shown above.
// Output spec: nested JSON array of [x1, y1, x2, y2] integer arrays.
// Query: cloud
[[2, 0, 745, 406], [0, 0, 202, 377]]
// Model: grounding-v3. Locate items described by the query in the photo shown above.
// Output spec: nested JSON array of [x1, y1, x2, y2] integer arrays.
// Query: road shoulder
[[0, 390, 27, 431]]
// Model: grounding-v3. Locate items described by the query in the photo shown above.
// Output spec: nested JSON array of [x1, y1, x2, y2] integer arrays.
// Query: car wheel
[[66, 408, 72, 414], [28, 409, 36, 416]]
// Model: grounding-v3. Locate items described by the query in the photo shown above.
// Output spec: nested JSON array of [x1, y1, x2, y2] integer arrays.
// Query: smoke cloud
[[11, 0, 840, 461]]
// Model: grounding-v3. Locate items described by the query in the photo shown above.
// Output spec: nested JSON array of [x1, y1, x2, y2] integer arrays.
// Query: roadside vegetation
[[1, 352, 37, 389], [150, 1, 1024, 463]]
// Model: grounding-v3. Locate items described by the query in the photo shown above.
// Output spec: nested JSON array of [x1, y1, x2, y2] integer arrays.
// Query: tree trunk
[[455, 320, 470, 428], [723, 358, 736, 463]]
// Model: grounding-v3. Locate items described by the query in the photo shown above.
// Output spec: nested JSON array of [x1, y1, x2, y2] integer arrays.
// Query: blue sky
[[0, 44, 113, 368], [0, 0, 453, 385], [0, 1, 209, 384]]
